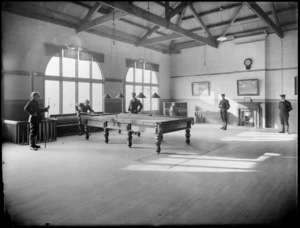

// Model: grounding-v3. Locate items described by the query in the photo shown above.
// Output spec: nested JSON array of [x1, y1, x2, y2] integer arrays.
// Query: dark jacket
[[128, 98, 143, 113], [219, 99, 230, 111], [75, 103, 94, 117], [279, 100, 293, 113], [24, 99, 48, 123]]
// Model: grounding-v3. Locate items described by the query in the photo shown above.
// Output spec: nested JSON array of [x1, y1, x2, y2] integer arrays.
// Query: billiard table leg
[[85, 125, 89, 140], [185, 128, 190, 144], [155, 133, 162, 153], [127, 131, 133, 147], [104, 128, 109, 143]]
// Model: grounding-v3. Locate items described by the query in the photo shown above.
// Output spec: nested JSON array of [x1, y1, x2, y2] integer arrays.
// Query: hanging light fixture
[[151, 92, 160, 98], [136, 92, 146, 98], [115, 93, 125, 98], [217, 36, 227, 42], [103, 94, 112, 99]]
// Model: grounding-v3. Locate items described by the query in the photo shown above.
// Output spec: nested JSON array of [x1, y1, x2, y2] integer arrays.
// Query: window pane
[[92, 62, 102, 79], [78, 82, 90, 104], [126, 85, 133, 112], [92, 83, 102, 112], [143, 86, 151, 111], [63, 82, 75, 114], [135, 68, 142, 83], [151, 71, 158, 84], [45, 80, 60, 115], [144, 69, 151, 83], [135, 85, 142, 96], [151, 87, 159, 110], [62, 57, 76, 77], [45, 57, 60, 76], [78, 59, 90, 78], [126, 68, 133, 82]]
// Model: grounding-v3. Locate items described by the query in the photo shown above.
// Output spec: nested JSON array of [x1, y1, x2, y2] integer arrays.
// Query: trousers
[[29, 122, 39, 146]]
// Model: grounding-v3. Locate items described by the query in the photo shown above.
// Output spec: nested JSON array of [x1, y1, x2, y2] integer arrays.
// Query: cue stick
[[44, 98, 50, 148]]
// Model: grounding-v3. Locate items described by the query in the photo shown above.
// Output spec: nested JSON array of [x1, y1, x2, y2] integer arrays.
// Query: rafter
[[170, 6, 187, 50], [137, 2, 188, 44], [188, 2, 214, 40], [221, 3, 244, 37], [77, 11, 129, 33], [165, 1, 170, 28], [245, 2, 283, 38], [137, 33, 184, 46], [99, 2, 217, 48], [271, 2, 281, 27], [80, 2, 102, 22]]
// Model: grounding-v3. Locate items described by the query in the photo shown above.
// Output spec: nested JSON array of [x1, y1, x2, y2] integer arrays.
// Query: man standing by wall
[[278, 94, 293, 134], [24, 91, 50, 150], [218, 94, 230, 130]]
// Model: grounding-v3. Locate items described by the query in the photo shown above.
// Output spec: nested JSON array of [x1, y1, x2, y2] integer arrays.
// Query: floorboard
[[2, 124, 298, 226]]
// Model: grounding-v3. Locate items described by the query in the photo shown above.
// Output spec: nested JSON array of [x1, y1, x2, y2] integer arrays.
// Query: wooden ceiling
[[2, 1, 298, 54]]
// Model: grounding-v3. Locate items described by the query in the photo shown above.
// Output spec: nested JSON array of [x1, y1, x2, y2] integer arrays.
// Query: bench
[[50, 112, 104, 136], [3, 119, 57, 144]]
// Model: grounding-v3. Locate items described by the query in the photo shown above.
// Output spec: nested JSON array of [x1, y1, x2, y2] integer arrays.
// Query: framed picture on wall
[[295, 76, 298, 95], [237, 79, 259, 96], [192, 81, 210, 96]]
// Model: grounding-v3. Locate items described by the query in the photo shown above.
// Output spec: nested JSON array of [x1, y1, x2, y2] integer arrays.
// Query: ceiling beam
[[77, 11, 129, 33], [73, 1, 167, 37], [2, 2, 168, 53], [173, 27, 271, 50], [187, 2, 214, 40], [245, 2, 283, 38], [165, 1, 170, 28], [137, 2, 188, 44], [137, 33, 184, 46], [100, 1, 218, 48], [182, 3, 242, 21], [80, 2, 102, 21], [271, 2, 281, 27], [188, 6, 295, 35], [170, 6, 187, 50], [220, 3, 244, 37]]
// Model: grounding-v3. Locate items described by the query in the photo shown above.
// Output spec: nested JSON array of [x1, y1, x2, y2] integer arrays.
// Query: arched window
[[125, 61, 159, 112], [44, 49, 104, 115]]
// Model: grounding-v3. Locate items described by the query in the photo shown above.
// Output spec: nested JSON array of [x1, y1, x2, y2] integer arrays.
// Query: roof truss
[[245, 2, 283, 38], [99, 1, 218, 48]]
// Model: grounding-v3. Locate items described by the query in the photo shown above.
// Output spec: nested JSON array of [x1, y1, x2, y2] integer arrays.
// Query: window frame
[[44, 49, 104, 114], [125, 61, 159, 112]]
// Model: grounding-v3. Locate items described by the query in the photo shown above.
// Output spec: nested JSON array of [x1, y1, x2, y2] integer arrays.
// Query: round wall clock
[[244, 58, 252, 70]]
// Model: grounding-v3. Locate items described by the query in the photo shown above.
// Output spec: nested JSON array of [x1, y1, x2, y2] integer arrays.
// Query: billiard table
[[81, 113, 194, 153]]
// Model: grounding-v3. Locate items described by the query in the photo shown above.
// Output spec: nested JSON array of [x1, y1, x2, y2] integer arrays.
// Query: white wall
[[170, 39, 267, 121], [265, 31, 298, 99], [2, 12, 171, 100], [170, 30, 298, 129]]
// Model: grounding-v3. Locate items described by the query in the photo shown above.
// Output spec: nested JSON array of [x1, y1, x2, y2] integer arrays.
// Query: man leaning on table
[[75, 100, 95, 135]]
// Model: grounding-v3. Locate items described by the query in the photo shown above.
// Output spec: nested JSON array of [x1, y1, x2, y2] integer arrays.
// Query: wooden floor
[[2, 124, 298, 226]]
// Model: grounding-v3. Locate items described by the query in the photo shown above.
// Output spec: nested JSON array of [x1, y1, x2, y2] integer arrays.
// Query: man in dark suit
[[218, 94, 230, 130], [24, 91, 50, 150], [128, 92, 143, 114], [75, 100, 95, 135], [278, 94, 293, 134]]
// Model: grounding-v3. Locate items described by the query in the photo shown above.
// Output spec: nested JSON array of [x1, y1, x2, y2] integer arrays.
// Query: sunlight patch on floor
[[122, 152, 280, 173], [122, 164, 258, 172], [222, 131, 297, 142]]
